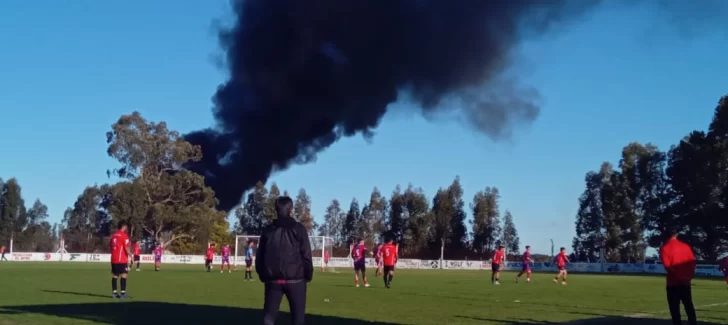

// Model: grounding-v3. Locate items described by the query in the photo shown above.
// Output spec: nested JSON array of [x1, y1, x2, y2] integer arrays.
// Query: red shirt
[[206, 247, 215, 259], [556, 251, 567, 267], [133, 243, 141, 255], [382, 244, 397, 266], [351, 244, 367, 263], [660, 238, 696, 286], [493, 250, 504, 265], [110, 230, 130, 264]]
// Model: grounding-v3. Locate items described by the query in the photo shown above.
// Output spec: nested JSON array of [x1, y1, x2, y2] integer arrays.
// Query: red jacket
[[659, 238, 696, 286]]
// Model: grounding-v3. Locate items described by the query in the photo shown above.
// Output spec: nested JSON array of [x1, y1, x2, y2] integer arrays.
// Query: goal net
[[311, 236, 336, 272], [234, 235, 335, 272]]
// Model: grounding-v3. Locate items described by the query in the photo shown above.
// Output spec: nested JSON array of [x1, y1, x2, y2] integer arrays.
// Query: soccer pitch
[[1, 263, 726, 325]]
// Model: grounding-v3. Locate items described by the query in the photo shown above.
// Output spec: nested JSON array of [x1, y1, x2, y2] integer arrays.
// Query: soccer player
[[491, 245, 505, 285], [374, 243, 383, 277], [381, 238, 397, 288], [132, 241, 141, 271], [244, 241, 255, 280], [110, 221, 132, 299], [553, 247, 569, 285], [322, 250, 330, 272], [351, 239, 369, 287], [153, 244, 162, 271], [516, 245, 533, 283], [0, 245, 6, 261], [205, 243, 215, 272], [719, 256, 728, 289], [220, 243, 232, 273]]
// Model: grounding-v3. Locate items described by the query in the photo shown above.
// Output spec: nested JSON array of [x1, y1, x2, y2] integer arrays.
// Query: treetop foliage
[[573, 94, 728, 263]]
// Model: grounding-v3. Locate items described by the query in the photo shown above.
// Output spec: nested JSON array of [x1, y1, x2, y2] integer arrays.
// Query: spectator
[[256, 196, 313, 325], [659, 229, 697, 325]]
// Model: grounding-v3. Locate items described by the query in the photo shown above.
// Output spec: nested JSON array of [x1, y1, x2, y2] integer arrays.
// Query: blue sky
[[1, 1, 726, 255]]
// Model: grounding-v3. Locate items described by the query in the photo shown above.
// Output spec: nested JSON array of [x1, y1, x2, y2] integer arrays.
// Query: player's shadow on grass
[[0, 302, 402, 325], [42, 289, 111, 298], [456, 315, 724, 324]]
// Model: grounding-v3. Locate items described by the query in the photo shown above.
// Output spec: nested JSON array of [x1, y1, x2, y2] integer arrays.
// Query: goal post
[[310, 236, 335, 272], [235, 235, 335, 272]]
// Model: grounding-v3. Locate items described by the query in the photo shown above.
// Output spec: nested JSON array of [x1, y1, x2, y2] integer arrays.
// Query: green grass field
[[0, 263, 726, 325]]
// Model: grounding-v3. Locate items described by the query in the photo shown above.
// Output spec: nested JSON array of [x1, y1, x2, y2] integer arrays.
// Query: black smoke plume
[[185, 0, 602, 211]]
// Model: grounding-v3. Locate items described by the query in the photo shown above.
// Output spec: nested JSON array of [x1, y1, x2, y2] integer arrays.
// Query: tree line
[[0, 178, 58, 252], [573, 94, 728, 263], [235, 179, 521, 259], [1, 112, 523, 259]]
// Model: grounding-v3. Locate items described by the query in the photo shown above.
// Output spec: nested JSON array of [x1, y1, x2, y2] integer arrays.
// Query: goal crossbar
[[234, 235, 335, 271]]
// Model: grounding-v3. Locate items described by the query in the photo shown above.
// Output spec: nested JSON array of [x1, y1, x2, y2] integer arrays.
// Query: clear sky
[[1, 1, 727, 255]]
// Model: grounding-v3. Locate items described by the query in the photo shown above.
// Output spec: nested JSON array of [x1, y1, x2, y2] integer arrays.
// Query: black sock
[[136, 262, 140, 269], [120, 278, 127, 292], [388, 274, 393, 283], [112, 278, 117, 292]]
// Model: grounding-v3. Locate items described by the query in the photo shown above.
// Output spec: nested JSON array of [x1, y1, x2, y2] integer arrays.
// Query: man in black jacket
[[256, 196, 313, 325]]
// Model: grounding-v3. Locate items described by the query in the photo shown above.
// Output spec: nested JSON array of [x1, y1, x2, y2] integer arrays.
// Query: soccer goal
[[234, 235, 336, 272], [234, 235, 260, 270], [311, 236, 336, 273]]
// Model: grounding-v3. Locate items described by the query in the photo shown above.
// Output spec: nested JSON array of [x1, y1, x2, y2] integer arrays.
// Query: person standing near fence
[[659, 229, 697, 325], [256, 196, 313, 325]]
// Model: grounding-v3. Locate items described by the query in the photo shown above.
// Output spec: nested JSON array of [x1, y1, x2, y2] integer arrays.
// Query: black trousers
[[263, 281, 306, 325], [666, 285, 696, 325]]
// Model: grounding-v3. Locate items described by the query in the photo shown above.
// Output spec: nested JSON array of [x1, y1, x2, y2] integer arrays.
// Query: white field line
[[625, 301, 728, 318]]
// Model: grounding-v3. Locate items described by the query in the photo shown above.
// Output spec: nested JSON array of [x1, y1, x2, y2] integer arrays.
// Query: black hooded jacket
[[255, 216, 313, 283]]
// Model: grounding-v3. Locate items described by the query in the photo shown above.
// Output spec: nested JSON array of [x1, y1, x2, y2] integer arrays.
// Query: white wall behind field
[[6, 252, 726, 277]]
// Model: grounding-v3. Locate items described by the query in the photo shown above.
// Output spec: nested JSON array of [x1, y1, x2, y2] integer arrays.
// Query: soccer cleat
[[515, 277, 519, 283], [356, 284, 360, 288], [527, 278, 531, 283], [364, 283, 370, 288], [112, 293, 120, 299], [136, 269, 140, 272], [553, 278, 558, 284], [561, 282, 567, 286], [119, 293, 130, 299]]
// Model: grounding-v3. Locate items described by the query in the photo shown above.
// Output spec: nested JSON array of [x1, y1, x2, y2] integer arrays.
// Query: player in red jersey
[[516, 245, 534, 283], [110, 221, 132, 299], [322, 251, 330, 272], [381, 238, 398, 288], [132, 241, 141, 271], [205, 243, 215, 272], [553, 247, 569, 285], [491, 246, 505, 285], [718, 256, 728, 289], [351, 239, 369, 287]]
